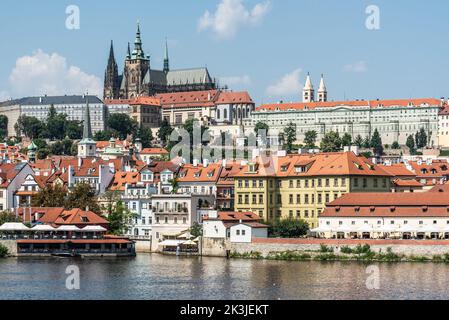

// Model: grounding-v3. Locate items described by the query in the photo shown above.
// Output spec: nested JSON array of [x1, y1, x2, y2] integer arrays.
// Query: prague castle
[[104, 22, 217, 99]]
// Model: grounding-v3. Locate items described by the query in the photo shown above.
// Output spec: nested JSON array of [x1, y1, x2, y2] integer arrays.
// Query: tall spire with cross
[[163, 37, 170, 74]]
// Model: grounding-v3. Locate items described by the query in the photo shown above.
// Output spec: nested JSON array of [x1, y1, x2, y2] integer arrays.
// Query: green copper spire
[[163, 38, 170, 74], [132, 21, 146, 60]]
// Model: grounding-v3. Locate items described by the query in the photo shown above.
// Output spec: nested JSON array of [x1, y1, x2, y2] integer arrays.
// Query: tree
[[49, 138, 75, 156], [283, 122, 296, 153], [190, 222, 203, 238], [254, 122, 269, 145], [0, 211, 20, 225], [370, 129, 383, 155], [341, 133, 352, 147], [31, 185, 66, 207], [107, 200, 134, 235], [94, 129, 116, 141], [157, 119, 173, 146], [354, 134, 363, 148], [45, 105, 67, 140], [415, 128, 428, 149], [136, 128, 154, 149], [391, 141, 400, 149], [0, 115, 8, 140], [169, 179, 179, 194], [362, 136, 371, 148], [320, 131, 342, 152], [107, 114, 138, 139], [268, 218, 309, 238], [66, 183, 101, 213], [406, 135, 416, 154], [37, 148, 51, 160], [304, 130, 317, 149], [65, 120, 83, 139], [15, 115, 44, 139]]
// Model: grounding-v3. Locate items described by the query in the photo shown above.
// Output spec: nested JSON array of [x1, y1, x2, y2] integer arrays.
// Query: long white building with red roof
[[246, 97, 444, 147]]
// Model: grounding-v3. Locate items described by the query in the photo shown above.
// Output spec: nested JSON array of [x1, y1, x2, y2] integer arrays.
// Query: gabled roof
[[203, 211, 262, 222], [140, 148, 169, 155], [53, 208, 109, 226], [110, 171, 140, 191], [216, 91, 254, 105], [156, 90, 219, 108], [0, 163, 29, 187], [177, 163, 222, 183], [378, 164, 416, 177]]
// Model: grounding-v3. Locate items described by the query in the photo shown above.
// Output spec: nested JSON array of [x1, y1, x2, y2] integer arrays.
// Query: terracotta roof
[[18, 207, 65, 224], [0, 163, 28, 187], [378, 164, 416, 177], [104, 97, 160, 106], [157, 90, 219, 108], [217, 161, 244, 186], [204, 211, 262, 222], [257, 98, 442, 112], [216, 91, 254, 105], [429, 183, 449, 193], [110, 171, 140, 191], [407, 160, 449, 178], [321, 192, 449, 217], [393, 178, 423, 187], [234, 152, 391, 178], [439, 104, 449, 115], [140, 148, 169, 155], [177, 163, 222, 183], [53, 208, 109, 226]]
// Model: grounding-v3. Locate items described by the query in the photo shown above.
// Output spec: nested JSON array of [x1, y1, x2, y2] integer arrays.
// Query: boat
[[51, 252, 82, 258]]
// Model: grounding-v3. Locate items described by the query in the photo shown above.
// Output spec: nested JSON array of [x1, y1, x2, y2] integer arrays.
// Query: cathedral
[[104, 23, 217, 99]]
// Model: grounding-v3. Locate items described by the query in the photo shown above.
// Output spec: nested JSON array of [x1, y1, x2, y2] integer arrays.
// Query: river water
[[0, 254, 448, 300]]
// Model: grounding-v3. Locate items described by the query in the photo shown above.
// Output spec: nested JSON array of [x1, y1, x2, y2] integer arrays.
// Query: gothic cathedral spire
[[163, 38, 170, 74], [103, 40, 119, 99], [302, 72, 315, 103], [317, 74, 328, 102]]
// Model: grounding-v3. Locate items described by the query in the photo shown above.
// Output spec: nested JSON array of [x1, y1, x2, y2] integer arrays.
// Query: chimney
[[222, 159, 227, 168], [193, 159, 199, 167], [85, 206, 90, 212]]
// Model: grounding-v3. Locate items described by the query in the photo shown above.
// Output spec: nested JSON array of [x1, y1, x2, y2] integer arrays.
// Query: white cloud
[[343, 61, 368, 73], [8, 49, 102, 97], [266, 68, 302, 97], [219, 75, 252, 87], [0, 91, 10, 102], [198, 0, 271, 39]]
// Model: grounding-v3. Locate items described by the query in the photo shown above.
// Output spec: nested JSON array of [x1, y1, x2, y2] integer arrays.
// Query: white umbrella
[[356, 225, 374, 233], [56, 225, 82, 232], [81, 225, 107, 232], [418, 225, 442, 233], [31, 224, 56, 232], [311, 226, 332, 233], [374, 225, 397, 233], [398, 225, 417, 233], [332, 225, 352, 233], [0, 223, 30, 231]]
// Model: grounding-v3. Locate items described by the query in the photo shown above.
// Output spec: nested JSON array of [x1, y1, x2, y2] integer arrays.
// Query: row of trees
[[406, 128, 428, 155], [15, 106, 83, 140]]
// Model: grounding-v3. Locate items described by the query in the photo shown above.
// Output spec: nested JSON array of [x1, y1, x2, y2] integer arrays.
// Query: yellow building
[[234, 151, 392, 228]]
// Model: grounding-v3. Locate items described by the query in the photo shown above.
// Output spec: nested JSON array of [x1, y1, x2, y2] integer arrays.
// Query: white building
[[0, 163, 35, 210], [0, 95, 106, 137], [203, 211, 268, 243], [315, 192, 449, 240]]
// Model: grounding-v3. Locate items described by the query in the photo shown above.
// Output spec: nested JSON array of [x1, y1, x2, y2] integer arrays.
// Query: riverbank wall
[[0, 240, 17, 257], [202, 238, 449, 260]]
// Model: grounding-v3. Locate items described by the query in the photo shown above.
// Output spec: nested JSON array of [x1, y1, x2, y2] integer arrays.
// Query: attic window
[[354, 206, 360, 212], [353, 162, 362, 170], [281, 166, 288, 172], [422, 206, 428, 212], [370, 206, 375, 212], [335, 206, 341, 212], [390, 206, 396, 212]]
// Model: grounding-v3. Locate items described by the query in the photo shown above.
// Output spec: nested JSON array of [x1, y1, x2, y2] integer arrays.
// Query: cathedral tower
[[103, 41, 120, 99], [121, 22, 150, 98], [163, 38, 170, 74], [302, 73, 315, 103], [317, 74, 327, 102], [78, 97, 96, 158]]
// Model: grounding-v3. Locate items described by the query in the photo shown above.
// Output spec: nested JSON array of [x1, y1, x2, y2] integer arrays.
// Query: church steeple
[[317, 74, 327, 102], [302, 72, 315, 103], [126, 42, 131, 60], [163, 38, 170, 74], [78, 96, 96, 158], [132, 21, 147, 60], [103, 40, 120, 99]]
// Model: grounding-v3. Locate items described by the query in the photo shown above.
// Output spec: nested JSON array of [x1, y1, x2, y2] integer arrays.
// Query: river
[[0, 254, 448, 300]]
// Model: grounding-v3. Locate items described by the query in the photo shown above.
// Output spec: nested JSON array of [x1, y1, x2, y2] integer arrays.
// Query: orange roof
[[203, 211, 262, 222], [104, 97, 160, 106], [257, 98, 442, 112], [234, 152, 391, 178], [0, 163, 28, 187], [140, 148, 169, 155], [321, 192, 449, 217], [18, 207, 65, 224], [393, 178, 423, 187], [54, 208, 109, 226], [217, 161, 245, 186], [378, 164, 416, 177], [157, 90, 219, 108], [429, 183, 449, 193], [110, 171, 140, 191], [216, 91, 254, 105], [407, 160, 449, 178], [177, 163, 222, 183]]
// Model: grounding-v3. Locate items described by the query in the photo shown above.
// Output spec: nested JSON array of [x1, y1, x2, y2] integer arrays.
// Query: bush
[[340, 246, 353, 254], [353, 244, 372, 255], [0, 244, 8, 258], [268, 218, 309, 238], [319, 244, 334, 253]]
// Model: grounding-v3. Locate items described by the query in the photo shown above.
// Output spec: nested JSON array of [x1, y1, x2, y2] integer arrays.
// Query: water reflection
[[1, 255, 449, 300]]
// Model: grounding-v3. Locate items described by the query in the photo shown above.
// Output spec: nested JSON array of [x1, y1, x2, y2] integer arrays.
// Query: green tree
[[354, 134, 363, 148], [190, 222, 203, 238], [362, 136, 371, 148], [0, 115, 8, 140], [415, 128, 428, 149], [268, 218, 309, 238], [320, 131, 342, 152], [406, 135, 416, 154], [169, 179, 179, 194], [157, 119, 173, 146], [370, 129, 383, 155], [304, 130, 318, 149], [45, 105, 67, 140], [136, 128, 154, 149], [391, 141, 400, 149], [94, 129, 116, 141], [254, 122, 269, 145], [107, 114, 138, 140], [66, 183, 101, 213], [107, 200, 134, 235], [0, 243, 8, 258], [15, 115, 44, 139], [31, 184, 67, 207], [65, 120, 83, 139], [341, 133, 352, 147], [37, 148, 50, 160], [283, 122, 297, 153], [0, 211, 20, 225]]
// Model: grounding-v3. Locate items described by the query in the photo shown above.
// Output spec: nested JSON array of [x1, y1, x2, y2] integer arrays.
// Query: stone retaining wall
[[0, 240, 17, 257]]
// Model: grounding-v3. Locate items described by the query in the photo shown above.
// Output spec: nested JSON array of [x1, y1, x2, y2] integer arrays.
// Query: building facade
[[248, 98, 442, 147]]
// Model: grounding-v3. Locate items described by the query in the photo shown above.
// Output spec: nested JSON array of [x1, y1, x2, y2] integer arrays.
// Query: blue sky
[[1, 0, 449, 105]]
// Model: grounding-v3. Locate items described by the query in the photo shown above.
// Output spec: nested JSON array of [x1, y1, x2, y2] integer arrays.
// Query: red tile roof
[[203, 211, 262, 222], [110, 171, 140, 191], [257, 98, 443, 112], [393, 178, 423, 187], [177, 163, 222, 183], [216, 91, 254, 105], [377, 164, 416, 177], [157, 90, 219, 109], [140, 148, 169, 155], [104, 97, 160, 106]]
